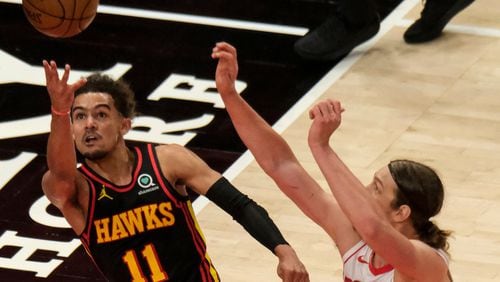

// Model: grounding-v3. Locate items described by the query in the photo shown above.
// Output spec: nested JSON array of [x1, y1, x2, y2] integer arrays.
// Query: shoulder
[[407, 239, 450, 279], [155, 143, 189, 155], [409, 239, 447, 260], [152, 144, 220, 194], [153, 143, 210, 175], [154, 143, 198, 162]]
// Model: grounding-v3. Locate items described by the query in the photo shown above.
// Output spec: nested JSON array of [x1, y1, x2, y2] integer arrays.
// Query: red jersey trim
[[180, 201, 212, 281], [79, 176, 97, 243], [79, 146, 143, 192], [343, 242, 367, 264], [79, 241, 107, 279], [368, 252, 394, 275], [146, 143, 184, 208], [351, 247, 394, 276]]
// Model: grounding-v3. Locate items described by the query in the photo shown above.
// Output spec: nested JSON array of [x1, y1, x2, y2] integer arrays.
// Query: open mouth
[[84, 134, 99, 145]]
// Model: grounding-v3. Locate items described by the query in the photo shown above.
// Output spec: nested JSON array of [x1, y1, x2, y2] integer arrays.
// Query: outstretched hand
[[211, 42, 238, 96], [43, 60, 86, 113], [308, 99, 344, 148]]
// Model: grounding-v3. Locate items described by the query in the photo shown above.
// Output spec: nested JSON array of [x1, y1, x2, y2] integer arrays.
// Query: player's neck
[[86, 144, 135, 185]]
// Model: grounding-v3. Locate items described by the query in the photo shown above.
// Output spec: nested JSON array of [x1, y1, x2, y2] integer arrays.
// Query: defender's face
[[71, 92, 127, 160], [366, 166, 399, 217]]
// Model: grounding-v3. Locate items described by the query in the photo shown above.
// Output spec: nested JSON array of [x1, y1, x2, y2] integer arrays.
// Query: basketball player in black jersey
[[41, 60, 309, 282]]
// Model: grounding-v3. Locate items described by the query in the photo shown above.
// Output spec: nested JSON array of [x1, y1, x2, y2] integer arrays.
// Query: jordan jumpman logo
[[98, 184, 113, 200]]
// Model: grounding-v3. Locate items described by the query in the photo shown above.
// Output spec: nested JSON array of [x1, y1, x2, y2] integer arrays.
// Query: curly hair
[[74, 73, 136, 119]]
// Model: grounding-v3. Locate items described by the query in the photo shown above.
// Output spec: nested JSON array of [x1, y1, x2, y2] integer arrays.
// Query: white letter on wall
[[147, 73, 247, 108], [0, 231, 80, 277]]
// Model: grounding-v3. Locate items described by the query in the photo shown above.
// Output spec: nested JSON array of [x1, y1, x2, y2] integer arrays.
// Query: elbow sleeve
[[205, 177, 288, 253]]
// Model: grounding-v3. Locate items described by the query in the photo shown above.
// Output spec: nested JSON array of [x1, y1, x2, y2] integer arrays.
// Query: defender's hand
[[212, 41, 239, 96]]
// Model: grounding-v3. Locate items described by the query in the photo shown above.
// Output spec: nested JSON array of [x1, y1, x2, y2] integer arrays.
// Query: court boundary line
[[397, 18, 500, 38]]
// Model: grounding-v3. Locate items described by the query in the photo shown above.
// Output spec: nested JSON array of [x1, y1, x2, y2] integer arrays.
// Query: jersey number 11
[[122, 243, 169, 282]]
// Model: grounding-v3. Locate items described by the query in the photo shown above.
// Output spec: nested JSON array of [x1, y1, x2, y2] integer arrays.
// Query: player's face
[[366, 166, 399, 219], [71, 92, 128, 160]]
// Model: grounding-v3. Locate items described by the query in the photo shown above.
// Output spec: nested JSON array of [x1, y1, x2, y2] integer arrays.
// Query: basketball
[[22, 0, 99, 38]]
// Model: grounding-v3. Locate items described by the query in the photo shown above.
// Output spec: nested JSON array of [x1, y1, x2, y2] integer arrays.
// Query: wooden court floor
[[196, 1, 500, 281]]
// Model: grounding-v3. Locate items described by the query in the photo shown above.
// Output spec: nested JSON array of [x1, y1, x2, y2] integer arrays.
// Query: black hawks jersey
[[78, 143, 220, 282]]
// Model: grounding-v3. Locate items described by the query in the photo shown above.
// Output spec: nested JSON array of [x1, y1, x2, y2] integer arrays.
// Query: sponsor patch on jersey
[[137, 173, 160, 195]]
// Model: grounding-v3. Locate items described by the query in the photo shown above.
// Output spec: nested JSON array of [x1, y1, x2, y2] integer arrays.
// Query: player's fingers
[[211, 47, 225, 58], [317, 101, 332, 118], [309, 104, 322, 120], [309, 104, 317, 117], [278, 270, 290, 282], [325, 100, 335, 116], [50, 60, 58, 70], [43, 60, 52, 81], [61, 64, 70, 83], [331, 100, 342, 115], [213, 50, 235, 62], [70, 77, 87, 92], [308, 108, 315, 119], [226, 44, 237, 57], [286, 270, 307, 282], [216, 41, 237, 56]]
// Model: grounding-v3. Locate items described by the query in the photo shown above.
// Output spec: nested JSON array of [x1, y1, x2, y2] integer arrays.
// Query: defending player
[[212, 41, 452, 281]]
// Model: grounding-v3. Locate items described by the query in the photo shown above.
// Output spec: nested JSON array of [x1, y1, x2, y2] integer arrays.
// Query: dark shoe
[[404, 0, 475, 43], [294, 14, 380, 61]]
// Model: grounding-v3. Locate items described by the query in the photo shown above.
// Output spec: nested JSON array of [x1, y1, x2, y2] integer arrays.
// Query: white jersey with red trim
[[342, 240, 450, 282], [343, 241, 394, 282]]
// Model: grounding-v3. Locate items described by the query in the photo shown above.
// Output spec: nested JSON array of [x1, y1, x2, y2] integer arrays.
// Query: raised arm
[[155, 144, 308, 281], [307, 99, 449, 280], [211, 42, 360, 254], [41, 60, 88, 233]]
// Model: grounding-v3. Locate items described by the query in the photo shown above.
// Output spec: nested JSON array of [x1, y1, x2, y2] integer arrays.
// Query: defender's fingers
[[212, 50, 235, 61], [316, 101, 332, 118], [309, 105, 322, 119], [331, 100, 342, 115], [308, 108, 315, 119], [215, 41, 236, 55]]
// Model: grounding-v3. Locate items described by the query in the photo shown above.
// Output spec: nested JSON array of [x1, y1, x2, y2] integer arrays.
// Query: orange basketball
[[22, 0, 99, 38]]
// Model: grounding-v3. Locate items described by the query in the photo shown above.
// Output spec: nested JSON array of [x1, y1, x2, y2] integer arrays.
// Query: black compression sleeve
[[205, 177, 288, 253]]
